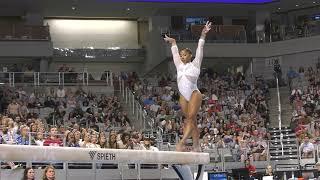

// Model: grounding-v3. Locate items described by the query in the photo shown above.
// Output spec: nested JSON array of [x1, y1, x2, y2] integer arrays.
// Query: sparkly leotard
[[171, 39, 204, 101]]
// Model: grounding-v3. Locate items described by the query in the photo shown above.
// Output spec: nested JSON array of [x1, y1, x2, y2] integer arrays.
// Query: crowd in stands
[[125, 69, 270, 162], [288, 64, 320, 158], [0, 66, 278, 167], [0, 85, 161, 168]]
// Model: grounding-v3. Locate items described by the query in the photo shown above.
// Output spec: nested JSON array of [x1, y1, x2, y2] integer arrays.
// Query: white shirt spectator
[[150, 104, 160, 113], [291, 89, 302, 96], [57, 88, 66, 98], [300, 141, 314, 153], [35, 139, 44, 146], [161, 93, 172, 102], [300, 136, 315, 158], [86, 143, 101, 148], [140, 144, 159, 151]]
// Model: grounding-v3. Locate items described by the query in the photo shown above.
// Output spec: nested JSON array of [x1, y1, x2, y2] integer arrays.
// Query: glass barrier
[[0, 71, 113, 87], [162, 25, 246, 43], [0, 24, 50, 41], [163, 23, 320, 43]]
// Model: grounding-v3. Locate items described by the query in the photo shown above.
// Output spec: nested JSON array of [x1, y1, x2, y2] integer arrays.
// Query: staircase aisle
[[114, 78, 143, 130], [268, 126, 298, 163], [279, 87, 293, 127], [268, 87, 293, 127]]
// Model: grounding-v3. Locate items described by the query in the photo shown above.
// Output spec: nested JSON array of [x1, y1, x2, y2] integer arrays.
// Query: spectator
[[16, 125, 31, 145], [43, 127, 63, 147], [299, 136, 314, 158], [29, 123, 38, 134], [140, 138, 159, 151], [98, 132, 108, 148], [100, 71, 109, 81], [22, 167, 35, 180], [74, 130, 81, 145], [44, 97, 56, 108], [107, 132, 119, 149], [19, 102, 29, 120], [86, 134, 100, 148], [80, 132, 91, 148], [245, 159, 256, 179], [56, 86, 65, 99], [252, 135, 267, 161], [7, 99, 20, 116], [34, 131, 44, 146], [66, 132, 79, 147], [287, 66, 299, 90], [42, 165, 55, 180], [314, 162, 320, 179], [264, 165, 274, 176], [118, 132, 132, 149]]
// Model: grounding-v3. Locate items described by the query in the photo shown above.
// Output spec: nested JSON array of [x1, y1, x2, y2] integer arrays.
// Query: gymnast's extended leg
[[176, 95, 189, 151], [176, 91, 202, 152], [188, 91, 202, 151]]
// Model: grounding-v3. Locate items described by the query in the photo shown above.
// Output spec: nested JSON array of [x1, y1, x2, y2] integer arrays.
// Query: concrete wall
[[144, 16, 171, 73], [0, 41, 52, 57]]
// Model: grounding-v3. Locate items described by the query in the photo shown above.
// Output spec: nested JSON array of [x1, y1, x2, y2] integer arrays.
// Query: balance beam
[[0, 145, 209, 164]]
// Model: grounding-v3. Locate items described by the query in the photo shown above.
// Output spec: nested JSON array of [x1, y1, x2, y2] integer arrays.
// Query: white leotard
[[171, 39, 204, 101]]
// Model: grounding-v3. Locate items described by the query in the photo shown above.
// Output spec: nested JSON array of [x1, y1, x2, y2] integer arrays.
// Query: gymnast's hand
[[202, 21, 212, 34], [200, 21, 212, 40], [164, 34, 177, 46]]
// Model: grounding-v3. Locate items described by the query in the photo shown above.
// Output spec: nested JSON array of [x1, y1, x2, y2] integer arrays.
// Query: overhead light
[[295, 4, 299, 7], [108, 47, 120, 50], [85, 54, 95, 59], [313, 1, 316, 3], [277, 7, 281, 10], [126, 8, 131, 11], [72, 6, 76, 10]]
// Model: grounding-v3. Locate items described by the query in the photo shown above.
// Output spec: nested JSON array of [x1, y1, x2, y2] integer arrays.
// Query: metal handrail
[[276, 77, 284, 157], [118, 78, 147, 131]]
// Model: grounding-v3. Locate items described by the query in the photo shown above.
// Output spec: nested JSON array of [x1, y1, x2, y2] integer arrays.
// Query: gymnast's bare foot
[[176, 142, 186, 152], [191, 145, 201, 152]]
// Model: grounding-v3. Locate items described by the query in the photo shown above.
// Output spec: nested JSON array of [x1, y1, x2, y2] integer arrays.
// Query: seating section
[[0, 85, 155, 160], [287, 65, 320, 161], [125, 71, 270, 162]]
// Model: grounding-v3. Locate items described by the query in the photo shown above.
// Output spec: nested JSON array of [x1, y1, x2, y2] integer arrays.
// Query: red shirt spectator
[[245, 159, 256, 175], [43, 127, 63, 147]]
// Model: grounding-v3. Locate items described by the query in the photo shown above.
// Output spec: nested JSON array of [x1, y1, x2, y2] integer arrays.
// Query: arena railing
[[118, 77, 149, 131], [0, 71, 113, 87], [275, 76, 285, 157]]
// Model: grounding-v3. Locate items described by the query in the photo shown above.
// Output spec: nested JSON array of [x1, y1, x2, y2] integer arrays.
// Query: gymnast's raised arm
[[164, 35, 182, 67], [193, 21, 212, 68]]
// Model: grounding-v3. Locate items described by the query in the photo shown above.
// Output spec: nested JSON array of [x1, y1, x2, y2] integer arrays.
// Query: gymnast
[[164, 21, 212, 152]]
